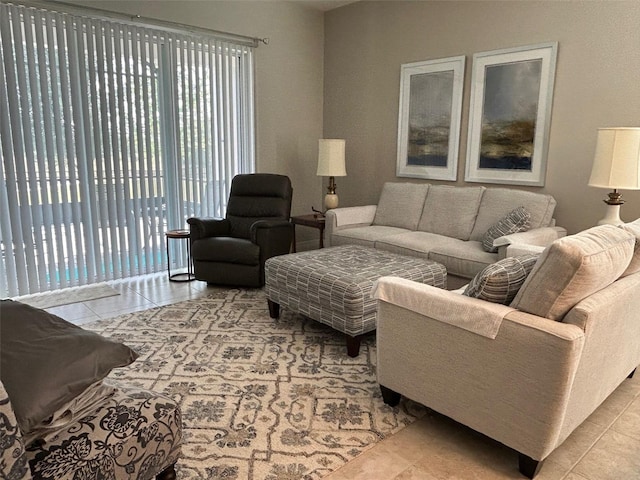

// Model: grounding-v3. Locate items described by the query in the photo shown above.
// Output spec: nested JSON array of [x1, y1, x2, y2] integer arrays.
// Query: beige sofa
[[325, 182, 566, 286], [372, 222, 640, 478]]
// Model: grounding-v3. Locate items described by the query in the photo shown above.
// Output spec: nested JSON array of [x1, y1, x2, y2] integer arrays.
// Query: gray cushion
[[464, 254, 539, 304], [373, 182, 430, 230], [418, 185, 485, 240], [0, 300, 138, 433], [469, 188, 557, 241], [482, 206, 531, 253], [511, 225, 635, 321]]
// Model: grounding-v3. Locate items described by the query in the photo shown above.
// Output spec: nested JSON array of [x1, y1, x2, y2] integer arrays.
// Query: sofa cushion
[[331, 225, 410, 249], [418, 185, 485, 240], [464, 254, 539, 305], [482, 206, 531, 253], [374, 230, 464, 259], [373, 182, 430, 230], [469, 188, 557, 241], [511, 225, 635, 321], [428, 241, 499, 279], [620, 218, 640, 277], [0, 300, 138, 433]]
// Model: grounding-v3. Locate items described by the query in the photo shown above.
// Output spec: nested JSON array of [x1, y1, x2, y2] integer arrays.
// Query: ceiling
[[293, 0, 359, 12]]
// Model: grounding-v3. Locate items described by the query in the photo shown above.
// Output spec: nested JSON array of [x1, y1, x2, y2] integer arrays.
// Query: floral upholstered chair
[[0, 300, 182, 480]]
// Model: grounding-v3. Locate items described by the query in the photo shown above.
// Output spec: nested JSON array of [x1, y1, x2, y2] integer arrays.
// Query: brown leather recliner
[[187, 173, 293, 287]]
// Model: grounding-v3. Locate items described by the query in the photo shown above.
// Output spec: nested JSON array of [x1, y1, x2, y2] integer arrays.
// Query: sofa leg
[[518, 453, 543, 479], [346, 334, 362, 357], [156, 463, 177, 480], [267, 299, 280, 319], [380, 385, 401, 407], [629, 368, 636, 379]]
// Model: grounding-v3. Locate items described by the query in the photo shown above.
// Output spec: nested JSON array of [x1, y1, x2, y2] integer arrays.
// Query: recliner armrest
[[187, 217, 230, 240], [250, 219, 294, 251]]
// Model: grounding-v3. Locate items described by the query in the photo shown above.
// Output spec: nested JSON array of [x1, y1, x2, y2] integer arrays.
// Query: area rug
[[13, 282, 119, 309], [86, 288, 426, 479]]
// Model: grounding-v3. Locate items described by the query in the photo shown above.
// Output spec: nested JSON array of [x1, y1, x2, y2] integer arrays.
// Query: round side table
[[165, 229, 195, 282]]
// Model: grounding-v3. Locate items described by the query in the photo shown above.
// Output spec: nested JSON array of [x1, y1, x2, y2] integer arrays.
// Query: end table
[[165, 229, 195, 282], [290, 214, 325, 252]]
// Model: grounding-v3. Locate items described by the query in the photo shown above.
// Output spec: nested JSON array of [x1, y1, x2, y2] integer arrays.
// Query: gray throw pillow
[[482, 206, 531, 253], [463, 254, 539, 305], [0, 299, 138, 433]]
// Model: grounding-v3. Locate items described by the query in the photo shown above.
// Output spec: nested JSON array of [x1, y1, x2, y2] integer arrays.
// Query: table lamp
[[317, 139, 347, 210], [588, 127, 640, 225]]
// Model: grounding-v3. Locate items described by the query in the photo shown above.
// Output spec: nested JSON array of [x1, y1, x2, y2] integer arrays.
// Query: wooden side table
[[290, 214, 325, 252], [165, 229, 195, 282]]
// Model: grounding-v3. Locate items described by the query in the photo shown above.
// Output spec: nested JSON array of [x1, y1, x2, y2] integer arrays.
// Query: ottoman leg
[[267, 299, 280, 319], [346, 334, 363, 357]]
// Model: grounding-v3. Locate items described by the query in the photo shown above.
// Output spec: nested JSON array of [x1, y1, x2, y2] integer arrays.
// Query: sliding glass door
[[0, 2, 255, 296]]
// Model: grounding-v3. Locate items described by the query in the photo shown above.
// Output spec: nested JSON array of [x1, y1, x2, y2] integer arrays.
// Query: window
[[0, 2, 255, 296]]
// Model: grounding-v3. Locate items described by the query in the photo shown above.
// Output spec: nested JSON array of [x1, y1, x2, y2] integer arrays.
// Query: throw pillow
[[482, 206, 531, 253], [619, 219, 640, 277], [0, 299, 138, 433], [463, 254, 539, 305], [511, 225, 635, 321]]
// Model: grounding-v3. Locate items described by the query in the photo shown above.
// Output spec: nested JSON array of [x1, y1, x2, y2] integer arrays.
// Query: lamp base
[[324, 193, 339, 210], [597, 204, 623, 225]]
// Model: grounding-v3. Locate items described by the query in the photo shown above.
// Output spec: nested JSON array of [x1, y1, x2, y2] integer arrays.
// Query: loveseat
[[0, 300, 182, 480], [372, 222, 640, 478], [325, 182, 566, 286]]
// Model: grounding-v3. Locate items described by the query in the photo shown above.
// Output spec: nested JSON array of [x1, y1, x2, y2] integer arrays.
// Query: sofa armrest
[[373, 277, 514, 339], [324, 205, 377, 247], [495, 226, 567, 258], [187, 217, 230, 241], [376, 292, 584, 460]]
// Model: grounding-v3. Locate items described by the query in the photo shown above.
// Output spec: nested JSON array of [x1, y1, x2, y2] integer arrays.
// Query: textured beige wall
[[69, 0, 325, 224], [324, 1, 640, 234]]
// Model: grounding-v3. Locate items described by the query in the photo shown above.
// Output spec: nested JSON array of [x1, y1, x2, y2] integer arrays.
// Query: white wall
[[324, 1, 640, 234]]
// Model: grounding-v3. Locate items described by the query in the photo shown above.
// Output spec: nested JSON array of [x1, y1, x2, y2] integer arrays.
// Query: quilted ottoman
[[265, 245, 447, 356]]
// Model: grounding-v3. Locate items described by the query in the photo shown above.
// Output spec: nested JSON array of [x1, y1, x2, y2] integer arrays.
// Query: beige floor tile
[[564, 473, 590, 480], [393, 464, 440, 480], [323, 444, 413, 480], [45, 302, 100, 322], [545, 420, 607, 469], [584, 385, 636, 428], [83, 290, 154, 315], [572, 429, 640, 480], [610, 394, 640, 442]]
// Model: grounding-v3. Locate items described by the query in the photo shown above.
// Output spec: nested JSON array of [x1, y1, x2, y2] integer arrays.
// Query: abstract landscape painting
[[465, 43, 557, 186], [479, 59, 542, 171], [397, 56, 465, 181]]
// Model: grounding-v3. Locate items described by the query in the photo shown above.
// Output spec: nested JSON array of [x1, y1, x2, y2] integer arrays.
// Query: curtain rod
[[3, 0, 269, 47]]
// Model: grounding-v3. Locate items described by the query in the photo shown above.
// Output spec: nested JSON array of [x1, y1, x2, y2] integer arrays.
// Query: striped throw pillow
[[482, 206, 531, 253], [463, 254, 539, 305]]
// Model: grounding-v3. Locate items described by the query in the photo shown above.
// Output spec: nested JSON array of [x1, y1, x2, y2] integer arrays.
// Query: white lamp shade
[[588, 127, 640, 189], [317, 139, 347, 177]]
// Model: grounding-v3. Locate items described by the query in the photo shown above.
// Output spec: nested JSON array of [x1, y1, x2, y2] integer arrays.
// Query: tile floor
[[44, 273, 640, 480]]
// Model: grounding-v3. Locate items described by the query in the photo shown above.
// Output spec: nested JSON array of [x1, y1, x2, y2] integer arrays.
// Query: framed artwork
[[465, 42, 558, 186], [396, 56, 465, 181]]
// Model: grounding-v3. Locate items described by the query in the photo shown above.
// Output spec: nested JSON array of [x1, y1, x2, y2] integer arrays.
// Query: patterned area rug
[[86, 288, 426, 479], [13, 282, 119, 309]]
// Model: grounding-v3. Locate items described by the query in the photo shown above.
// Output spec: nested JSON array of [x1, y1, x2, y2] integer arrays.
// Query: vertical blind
[[0, 2, 255, 296]]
